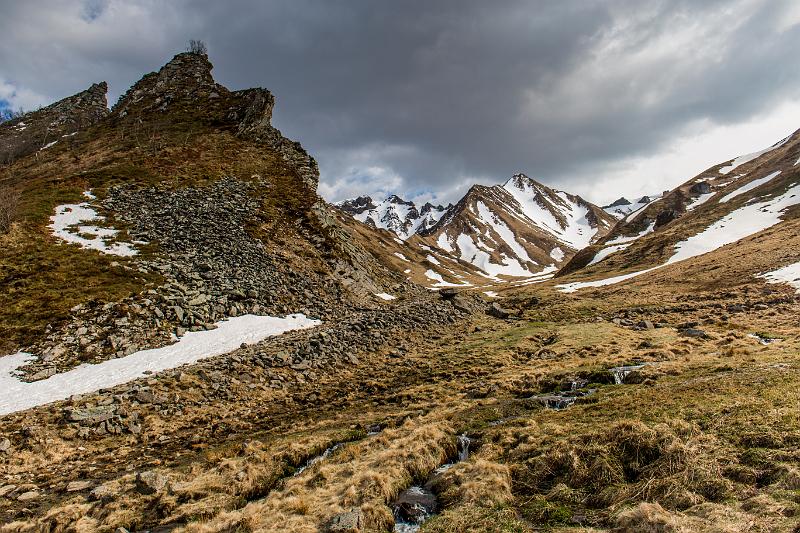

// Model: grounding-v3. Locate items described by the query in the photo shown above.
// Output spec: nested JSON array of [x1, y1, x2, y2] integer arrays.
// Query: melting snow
[[374, 293, 396, 301], [502, 179, 598, 249], [758, 261, 800, 292], [719, 171, 781, 203], [718, 137, 789, 175], [426, 254, 441, 265], [393, 252, 411, 262], [588, 244, 631, 266], [475, 202, 536, 264], [49, 195, 139, 256], [606, 222, 656, 245], [685, 192, 716, 211], [40, 140, 58, 150], [424, 269, 471, 288], [0, 314, 320, 416], [558, 182, 800, 292], [550, 246, 565, 262], [437, 233, 454, 252], [484, 291, 500, 298]]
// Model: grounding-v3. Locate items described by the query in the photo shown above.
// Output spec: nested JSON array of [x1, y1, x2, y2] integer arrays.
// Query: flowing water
[[392, 434, 471, 532], [609, 364, 646, 384]]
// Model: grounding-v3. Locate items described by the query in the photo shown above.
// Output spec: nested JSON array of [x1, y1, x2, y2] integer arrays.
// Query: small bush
[[187, 39, 208, 56]]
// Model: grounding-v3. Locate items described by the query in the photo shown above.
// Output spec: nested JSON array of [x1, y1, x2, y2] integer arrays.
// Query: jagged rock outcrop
[[110, 51, 320, 189], [0, 82, 108, 164]]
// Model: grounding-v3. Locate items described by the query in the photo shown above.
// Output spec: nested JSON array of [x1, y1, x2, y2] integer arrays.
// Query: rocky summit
[[1, 46, 800, 533]]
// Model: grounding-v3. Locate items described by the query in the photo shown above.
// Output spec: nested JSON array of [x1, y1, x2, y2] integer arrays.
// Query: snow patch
[[0, 314, 321, 416], [424, 269, 471, 288], [49, 195, 139, 256], [393, 252, 411, 262], [426, 254, 441, 266], [549, 247, 565, 262], [588, 244, 631, 266], [685, 192, 715, 211], [374, 293, 396, 301], [719, 137, 789, 175], [719, 171, 781, 203], [484, 291, 500, 298], [606, 222, 656, 245], [758, 261, 800, 292], [437, 233, 454, 253]]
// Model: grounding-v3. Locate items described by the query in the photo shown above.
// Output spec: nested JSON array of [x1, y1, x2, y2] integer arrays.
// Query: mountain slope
[[556, 130, 800, 292], [0, 50, 428, 361]]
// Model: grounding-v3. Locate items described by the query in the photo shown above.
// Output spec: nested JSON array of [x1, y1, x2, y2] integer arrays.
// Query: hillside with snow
[[557, 129, 800, 286]]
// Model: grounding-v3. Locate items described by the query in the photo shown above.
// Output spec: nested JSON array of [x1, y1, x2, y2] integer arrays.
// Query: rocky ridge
[[0, 82, 108, 164]]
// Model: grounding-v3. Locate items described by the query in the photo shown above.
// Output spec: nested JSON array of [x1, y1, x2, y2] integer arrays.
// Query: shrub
[[187, 39, 208, 56]]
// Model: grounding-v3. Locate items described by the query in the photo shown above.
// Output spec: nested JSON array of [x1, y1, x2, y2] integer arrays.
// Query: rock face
[[0, 82, 108, 163], [110, 51, 320, 190]]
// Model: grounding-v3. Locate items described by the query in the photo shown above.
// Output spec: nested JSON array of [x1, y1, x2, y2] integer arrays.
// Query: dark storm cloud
[[1, 1, 799, 203]]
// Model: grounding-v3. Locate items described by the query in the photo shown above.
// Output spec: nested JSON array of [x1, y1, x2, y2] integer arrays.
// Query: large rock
[[135, 470, 169, 495], [327, 508, 364, 532], [486, 302, 511, 319]]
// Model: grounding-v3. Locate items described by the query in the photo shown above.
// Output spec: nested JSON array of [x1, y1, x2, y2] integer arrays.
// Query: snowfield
[[719, 171, 781, 203], [588, 243, 631, 266], [685, 192, 716, 211], [606, 222, 656, 245], [0, 314, 321, 416], [718, 137, 789, 175], [49, 193, 139, 256], [424, 269, 471, 288], [558, 182, 800, 292], [503, 178, 598, 249]]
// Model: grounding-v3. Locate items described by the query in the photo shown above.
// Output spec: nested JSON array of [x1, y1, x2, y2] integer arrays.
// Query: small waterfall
[[457, 433, 470, 461], [393, 434, 472, 532], [293, 443, 343, 476], [609, 364, 646, 385]]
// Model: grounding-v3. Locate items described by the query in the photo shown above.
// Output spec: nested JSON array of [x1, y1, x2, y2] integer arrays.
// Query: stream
[[392, 434, 471, 532]]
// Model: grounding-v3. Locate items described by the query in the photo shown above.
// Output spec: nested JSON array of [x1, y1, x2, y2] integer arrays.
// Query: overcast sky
[[2, 1, 800, 206]]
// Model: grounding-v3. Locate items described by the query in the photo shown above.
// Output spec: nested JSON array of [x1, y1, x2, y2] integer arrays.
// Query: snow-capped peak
[[336, 195, 448, 239]]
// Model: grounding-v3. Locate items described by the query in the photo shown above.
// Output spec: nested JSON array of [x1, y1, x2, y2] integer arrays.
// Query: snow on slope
[[0, 314, 320, 415], [718, 136, 790, 174], [502, 176, 600, 249], [338, 195, 447, 240], [49, 193, 139, 256], [558, 181, 800, 292], [719, 171, 781, 203], [759, 262, 800, 292], [604, 196, 658, 219]]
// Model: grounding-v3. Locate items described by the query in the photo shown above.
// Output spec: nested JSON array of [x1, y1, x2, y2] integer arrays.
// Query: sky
[[1, 1, 800, 206]]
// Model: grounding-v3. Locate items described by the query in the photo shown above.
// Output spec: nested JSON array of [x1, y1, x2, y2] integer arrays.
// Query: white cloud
[[572, 99, 800, 204]]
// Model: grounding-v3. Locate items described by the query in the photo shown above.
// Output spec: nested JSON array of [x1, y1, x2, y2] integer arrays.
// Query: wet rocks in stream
[[392, 435, 471, 531]]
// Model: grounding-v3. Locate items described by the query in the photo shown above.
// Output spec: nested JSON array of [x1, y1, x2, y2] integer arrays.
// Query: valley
[[1, 49, 799, 533]]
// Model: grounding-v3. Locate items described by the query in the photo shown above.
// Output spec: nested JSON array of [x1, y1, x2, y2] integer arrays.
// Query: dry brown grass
[[183, 416, 455, 532]]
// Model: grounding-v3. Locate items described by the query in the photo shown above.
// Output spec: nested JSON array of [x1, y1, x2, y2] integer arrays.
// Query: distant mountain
[[413, 174, 616, 281], [336, 195, 449, 240], [603, 194, 662, 219]]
